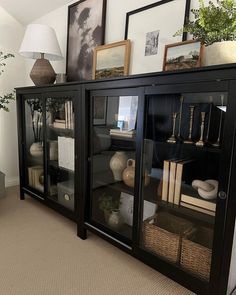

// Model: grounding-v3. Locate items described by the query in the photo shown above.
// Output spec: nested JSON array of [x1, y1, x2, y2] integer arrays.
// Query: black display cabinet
[[16, 65, 236, 295]]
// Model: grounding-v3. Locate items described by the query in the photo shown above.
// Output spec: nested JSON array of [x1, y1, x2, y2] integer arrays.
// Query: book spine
[[168, 161, 177, 204], [162, 160, 169, 202], [180, 201, 215, 216], [181, 194, 216, 211], [65, 102, 68, 129], [174, 163, 183, 205]]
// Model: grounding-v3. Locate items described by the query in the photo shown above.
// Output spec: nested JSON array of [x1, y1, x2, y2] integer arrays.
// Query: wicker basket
[[180, 226, 213, 281], [143, 212, 194, 263]]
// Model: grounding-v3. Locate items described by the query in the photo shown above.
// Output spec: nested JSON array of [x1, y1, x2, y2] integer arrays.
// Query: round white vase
[[202, 41, 236, 66], [30, 142, 43, 157], [109, 151, 128, 181], [108, 210, 124, 230]]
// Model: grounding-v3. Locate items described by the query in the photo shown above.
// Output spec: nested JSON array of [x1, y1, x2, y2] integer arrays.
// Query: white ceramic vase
[[109, 151, 128, 181], [202, 41, 236, 66], [108, 210, 124, 230], [30, 142, 43, 157]]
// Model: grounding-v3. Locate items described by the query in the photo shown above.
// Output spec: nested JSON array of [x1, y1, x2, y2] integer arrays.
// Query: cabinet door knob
[[218, 191, 227, 200]]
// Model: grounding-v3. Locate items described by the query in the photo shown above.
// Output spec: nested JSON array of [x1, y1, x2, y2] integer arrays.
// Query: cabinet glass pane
[[46, 96, 75, 211], [24, 96, 44, 193], [140, 92, 227, 281], [90, 95, 138, 241]]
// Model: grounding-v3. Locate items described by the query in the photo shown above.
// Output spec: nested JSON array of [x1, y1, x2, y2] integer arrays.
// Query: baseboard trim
[[6, 177, 19, 187]]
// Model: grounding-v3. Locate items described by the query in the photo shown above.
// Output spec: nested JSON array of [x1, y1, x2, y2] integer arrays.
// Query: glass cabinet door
[[24, 94, 44, 193], [45, 95, 75, 211], [89, 94, 139, 242], [140, 91, 228, 281]]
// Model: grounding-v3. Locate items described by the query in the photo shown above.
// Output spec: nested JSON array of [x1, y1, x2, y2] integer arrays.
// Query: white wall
[[0, 6, 26, 186]]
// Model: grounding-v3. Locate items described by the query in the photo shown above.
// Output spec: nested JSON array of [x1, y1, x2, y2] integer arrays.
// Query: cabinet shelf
[[49, 160, 74, 174], [48, 125, 74, 137], [93, 179, 134, 195]]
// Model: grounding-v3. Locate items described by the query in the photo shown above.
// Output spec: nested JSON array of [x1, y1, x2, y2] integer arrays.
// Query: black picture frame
[[124, 0, 191, 75], [66, 0, 107, 82]]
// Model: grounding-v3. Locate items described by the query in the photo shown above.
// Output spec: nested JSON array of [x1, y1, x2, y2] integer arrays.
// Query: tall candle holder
[[195, 112, 206, 147], [177, 96, 184, 140], [212, 94, 224, 147], [205, 96, 213, 144], [184, 105, 195, 144], [167, 112, 178, 143]]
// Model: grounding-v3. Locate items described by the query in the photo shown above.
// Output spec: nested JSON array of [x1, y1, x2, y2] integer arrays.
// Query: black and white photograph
[[145, 30, 159, 56], [66, 0, 106, 81]]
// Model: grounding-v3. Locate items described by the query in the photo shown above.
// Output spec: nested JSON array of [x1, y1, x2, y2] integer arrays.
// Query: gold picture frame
[[163, 40, 203, 71], [92, 40, 131, 80]]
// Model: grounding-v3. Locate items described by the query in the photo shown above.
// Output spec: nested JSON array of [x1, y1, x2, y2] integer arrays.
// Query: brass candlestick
[[167, 112, 178, 143], [212, 94, 224, 147], [196, 112, 206, 147], [184, 105, 195, 144], [177, 96, 184, 139]]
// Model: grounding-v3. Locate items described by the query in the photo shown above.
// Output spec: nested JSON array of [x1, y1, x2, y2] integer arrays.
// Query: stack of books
[[28, 166, 44, 192], [109, 128, 136, 138], [161, 158, 216, 216], [53, 101, 74, 129]]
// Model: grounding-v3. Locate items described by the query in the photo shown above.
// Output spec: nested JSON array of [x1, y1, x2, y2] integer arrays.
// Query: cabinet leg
[[77, 226, 87, 240], [20, 189, 25, 200]]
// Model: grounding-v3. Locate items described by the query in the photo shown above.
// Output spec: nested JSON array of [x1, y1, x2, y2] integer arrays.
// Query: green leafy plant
[[175, 0, 236, 46], [0, 51, 15, 111], [98, 193, 120, 213]]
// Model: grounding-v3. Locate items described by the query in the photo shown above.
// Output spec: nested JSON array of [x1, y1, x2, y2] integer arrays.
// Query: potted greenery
[[98, 193, 120, 223], [0, 51, 14, 197], [0, 51, 15, 111], [175, 0, 236, 66]]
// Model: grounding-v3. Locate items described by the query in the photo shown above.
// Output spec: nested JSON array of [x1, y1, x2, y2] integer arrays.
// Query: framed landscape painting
[[92, 40, 131, 80], [163, 40, 202, 71], [66, 0, 107, 82]]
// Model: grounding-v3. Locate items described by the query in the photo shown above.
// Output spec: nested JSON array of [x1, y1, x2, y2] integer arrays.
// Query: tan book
[[174, 159, 195, 205], [180, 201, 215, 216], [168, 161, 178, 204], [181, 194, 216, 211], [161, 160, 170, 202]]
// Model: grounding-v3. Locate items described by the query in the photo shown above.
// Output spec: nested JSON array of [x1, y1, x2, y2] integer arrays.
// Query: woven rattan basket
[[180, 226, 213, 281], [143, 212, 194, 263]]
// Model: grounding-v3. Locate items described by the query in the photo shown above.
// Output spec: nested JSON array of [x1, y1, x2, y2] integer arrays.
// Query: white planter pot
[[30, 142, 43, 157], [202, 41, 236, 66]]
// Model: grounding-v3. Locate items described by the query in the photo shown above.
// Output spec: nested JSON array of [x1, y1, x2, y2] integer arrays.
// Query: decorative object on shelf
[[29, 142, 43, 157], [26, 98, 43, 156], [192, 179, 218, 200], [66, 0, 107, 81], [19, 24, 63, 86], [124, 0, 190, 75], [108, 209, 124, 230], [167, 112, 178, 143], [122, 159, 150, 188], [110, 151, 128, 181], [93, 96, 107, 125], [212, 94, 225, 147], [0, 51, 15, 112], [195, 112, 206, 146], [98, 193, 120, 223], [174, 0, 236, 66], [177, 95, 184, 139], [205, 96, 213, 144], [163, 40, 202, 71], [58, 136, 75, 171], [0, 171, 6, 198], [57, 180, 74, 211], [28, 166, 44, 192], [93, 40, 131, 79], [184, 105, 195, 144]]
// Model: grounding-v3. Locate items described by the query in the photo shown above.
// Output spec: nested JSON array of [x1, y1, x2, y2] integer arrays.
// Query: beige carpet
[[0, 186, 195, 295]]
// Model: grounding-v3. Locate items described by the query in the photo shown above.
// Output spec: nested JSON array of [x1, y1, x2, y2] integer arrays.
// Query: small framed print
[[92, 40, 131, 80], [163, 40, 202, 71]]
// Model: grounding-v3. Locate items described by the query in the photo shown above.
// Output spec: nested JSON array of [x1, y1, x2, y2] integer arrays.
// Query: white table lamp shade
[[19, 24, 63, 61]]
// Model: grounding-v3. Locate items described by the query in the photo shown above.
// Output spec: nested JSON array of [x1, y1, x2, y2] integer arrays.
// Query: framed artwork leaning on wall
[[66, 0, 107, 82], [124, 0, 191, 75]]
